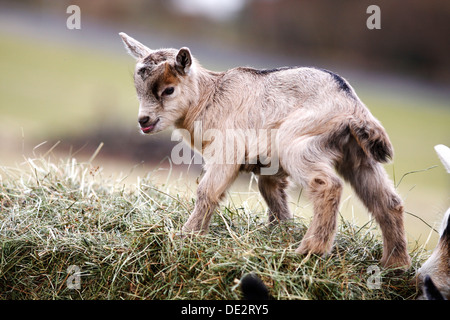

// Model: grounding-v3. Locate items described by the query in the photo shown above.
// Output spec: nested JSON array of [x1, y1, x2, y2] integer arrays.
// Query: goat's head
[[416, 208, 450, 299], [416, 144, 450, 299], [120, 32, 197, 134]]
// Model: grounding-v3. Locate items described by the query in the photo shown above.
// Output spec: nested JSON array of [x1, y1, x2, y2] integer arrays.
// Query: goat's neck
[[179, 67, 223, 135]]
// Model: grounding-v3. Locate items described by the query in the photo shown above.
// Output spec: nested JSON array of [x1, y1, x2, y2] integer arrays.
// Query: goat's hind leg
[[337, 145, 411, 268], [258, 174, 292, 224], [280, 135, 343, 256], [294, 167, 343, 256]]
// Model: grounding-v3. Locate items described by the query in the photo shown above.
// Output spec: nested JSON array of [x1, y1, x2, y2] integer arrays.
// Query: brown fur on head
[[120, 32, 411, 269]]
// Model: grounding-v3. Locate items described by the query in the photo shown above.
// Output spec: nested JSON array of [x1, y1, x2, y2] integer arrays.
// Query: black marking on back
[[239, 66, 297, 75], [317, 68, 352, 95]]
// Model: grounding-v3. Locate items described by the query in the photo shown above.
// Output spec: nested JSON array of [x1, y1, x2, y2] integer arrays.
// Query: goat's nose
[[138, 116, 150, 126]]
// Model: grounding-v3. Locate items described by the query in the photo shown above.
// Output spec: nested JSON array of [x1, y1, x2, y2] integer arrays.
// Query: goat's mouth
[[141, 118, 160, 134]]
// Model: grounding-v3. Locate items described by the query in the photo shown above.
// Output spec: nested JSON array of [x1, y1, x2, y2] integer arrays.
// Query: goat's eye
[[162, 87, 174, 96]]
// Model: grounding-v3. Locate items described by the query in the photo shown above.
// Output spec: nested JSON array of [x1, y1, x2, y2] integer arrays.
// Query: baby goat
[[120, 32, 410, 268], [416, 145, 450, 299], [417, 208, 450, 299]]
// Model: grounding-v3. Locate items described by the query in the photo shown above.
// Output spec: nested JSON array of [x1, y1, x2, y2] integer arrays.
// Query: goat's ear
[[175, 47, 192, 75], [434, 144, 450, 173], [439, 208, 450, 240], [119, 32, 152, 60]]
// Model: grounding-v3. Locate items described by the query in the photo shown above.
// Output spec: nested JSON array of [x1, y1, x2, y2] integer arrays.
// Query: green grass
[[0, 157, 425, 299], [0, 33, 136, 139], [358, 87, 450, 189]]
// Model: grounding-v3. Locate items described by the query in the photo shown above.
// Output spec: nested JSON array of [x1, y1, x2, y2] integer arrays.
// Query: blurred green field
[[0, 33, 136, 139], [0, 32, 449, 248]]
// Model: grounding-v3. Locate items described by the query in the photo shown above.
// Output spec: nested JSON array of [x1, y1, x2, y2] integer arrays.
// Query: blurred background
[[0, 0, 449, 248]]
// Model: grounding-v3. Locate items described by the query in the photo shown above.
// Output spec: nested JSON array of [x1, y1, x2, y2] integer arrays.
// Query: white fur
[[435, 144, 450, 173]]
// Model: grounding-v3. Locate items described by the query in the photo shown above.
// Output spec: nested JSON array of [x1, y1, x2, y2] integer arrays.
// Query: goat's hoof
[[380, 255, 411, 270], [174, 228, 206, 239], [295, 239, 330, 257]]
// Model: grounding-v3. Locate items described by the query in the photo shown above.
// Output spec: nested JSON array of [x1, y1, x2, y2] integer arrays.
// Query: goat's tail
[[348, 106, 394, 163]]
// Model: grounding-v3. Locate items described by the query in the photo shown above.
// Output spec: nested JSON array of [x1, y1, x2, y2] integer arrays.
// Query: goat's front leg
[[182, 164, 239, 235]]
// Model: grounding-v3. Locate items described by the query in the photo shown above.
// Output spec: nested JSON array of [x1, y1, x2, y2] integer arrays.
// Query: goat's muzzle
[[139, 116, 159, 134]]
